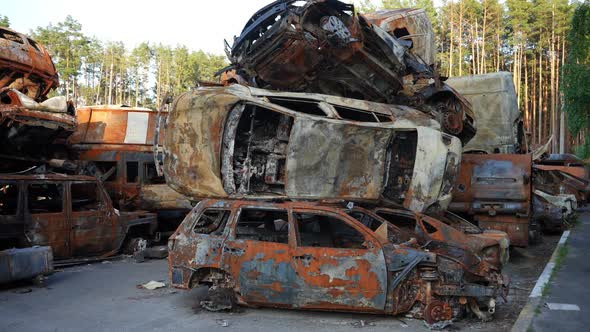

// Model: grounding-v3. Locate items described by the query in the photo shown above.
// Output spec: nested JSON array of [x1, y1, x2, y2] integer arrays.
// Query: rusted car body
[[0, 29, 74, 165], [450, 154, 533, 247], [0, 88, 76, 161], [0, 246, 53, 284], [535, 154, 589, 180], [363, 8, 435, 67], [533, 165, 590, 204], [67, 105, 192, 231], [362, 207, 510, 269], [0, 173, 157, 260], [162, 85, 461, 213], [0, 27, 59, 100], [446, 72, 526, 154], [169, 199, 506, 327], [224, 0, 476, 143]]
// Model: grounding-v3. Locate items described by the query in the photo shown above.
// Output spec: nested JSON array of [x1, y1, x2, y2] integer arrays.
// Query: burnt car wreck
[[222, 0, 476, 143], [161, 85, 461, 213], [0, 27, 59, 100], [169, 200, 507, 327], [0, 174, 157, 263]]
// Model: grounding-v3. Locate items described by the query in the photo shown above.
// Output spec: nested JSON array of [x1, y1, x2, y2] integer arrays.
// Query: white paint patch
[[546, 303, 580, 311], [530, 262, 555, 298], [124, 112, 149, 144]]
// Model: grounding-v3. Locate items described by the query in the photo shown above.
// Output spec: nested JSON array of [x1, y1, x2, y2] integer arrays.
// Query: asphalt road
[[531, 211, 590, 331], [0, 258, 427, 332], [0, 234, 560, 332]]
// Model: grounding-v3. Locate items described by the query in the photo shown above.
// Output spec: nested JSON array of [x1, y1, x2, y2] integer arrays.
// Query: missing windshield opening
[[223, 104, 293, 196], [267, 97, 327, 117], [382, 130, 418, 204]]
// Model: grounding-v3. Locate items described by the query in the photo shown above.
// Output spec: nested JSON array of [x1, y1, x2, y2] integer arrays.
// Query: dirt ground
[[0, 234, 560, 332], [452, 233, 561, 331]]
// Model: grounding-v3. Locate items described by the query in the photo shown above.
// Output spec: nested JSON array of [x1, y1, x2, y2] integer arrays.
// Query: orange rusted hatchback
[[169, 199, 506, 327]]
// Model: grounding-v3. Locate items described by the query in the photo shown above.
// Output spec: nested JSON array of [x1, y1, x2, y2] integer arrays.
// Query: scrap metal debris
[[222, 0, 476, 144]]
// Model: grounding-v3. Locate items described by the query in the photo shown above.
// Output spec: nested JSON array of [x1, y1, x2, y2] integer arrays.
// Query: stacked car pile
[[0, 28, 160, 277], [163, 1, 509, 327], [446, 72, 589, 246]]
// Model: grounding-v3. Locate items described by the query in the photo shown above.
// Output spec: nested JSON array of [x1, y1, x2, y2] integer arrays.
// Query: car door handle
[[293, 254, 313, 260]]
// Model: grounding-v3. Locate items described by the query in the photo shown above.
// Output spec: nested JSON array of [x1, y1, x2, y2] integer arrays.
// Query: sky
[[2, 0, 364, 55], [3, 0, 288, 55]]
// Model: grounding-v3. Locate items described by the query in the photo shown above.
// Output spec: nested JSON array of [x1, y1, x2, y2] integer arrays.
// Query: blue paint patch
[[239, 259, 295, 305]]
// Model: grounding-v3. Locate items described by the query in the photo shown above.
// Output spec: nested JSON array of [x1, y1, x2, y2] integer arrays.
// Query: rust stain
[[449, 153, 532, 247]]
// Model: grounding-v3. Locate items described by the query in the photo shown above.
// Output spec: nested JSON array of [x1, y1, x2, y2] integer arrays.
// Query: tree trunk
[[449, 1, 454, 77], [108, 50, 114, 105], [135, 70, 140, 107], [550, 3, 557, 153], [481, 1, 487, 74], [538, 50, 543, 144], [458, 0, 464, 76]]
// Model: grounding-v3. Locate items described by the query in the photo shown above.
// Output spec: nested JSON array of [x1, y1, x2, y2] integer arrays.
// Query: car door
[[0, 180, 24, 245], [24, 181, 70, 258], [68, 180, 117, 257], [290, 209, 387, 311], [221, 206, 294, 306]]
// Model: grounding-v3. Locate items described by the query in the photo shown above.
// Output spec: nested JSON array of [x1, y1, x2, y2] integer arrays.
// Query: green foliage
[[356, 0, 377, 13], [575, 139, 590, 159], [0, 15, 9, 27], [32, 16, 91, 99], [563, 1, 590, 149], [382, 0, 437, 23]]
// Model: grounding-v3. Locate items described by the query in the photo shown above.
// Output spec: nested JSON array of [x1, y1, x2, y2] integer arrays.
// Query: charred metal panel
[[446, 72, 524, 154], [534, 155, 589, 180], [0, 27, 59, 100], [69, 105, 164, 146], [450, 154, 532, 247], [286, 117, 392, 200], [0, 246, 53, 284], [164, 91, 238, 199], [139, 184, 193, 210]]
